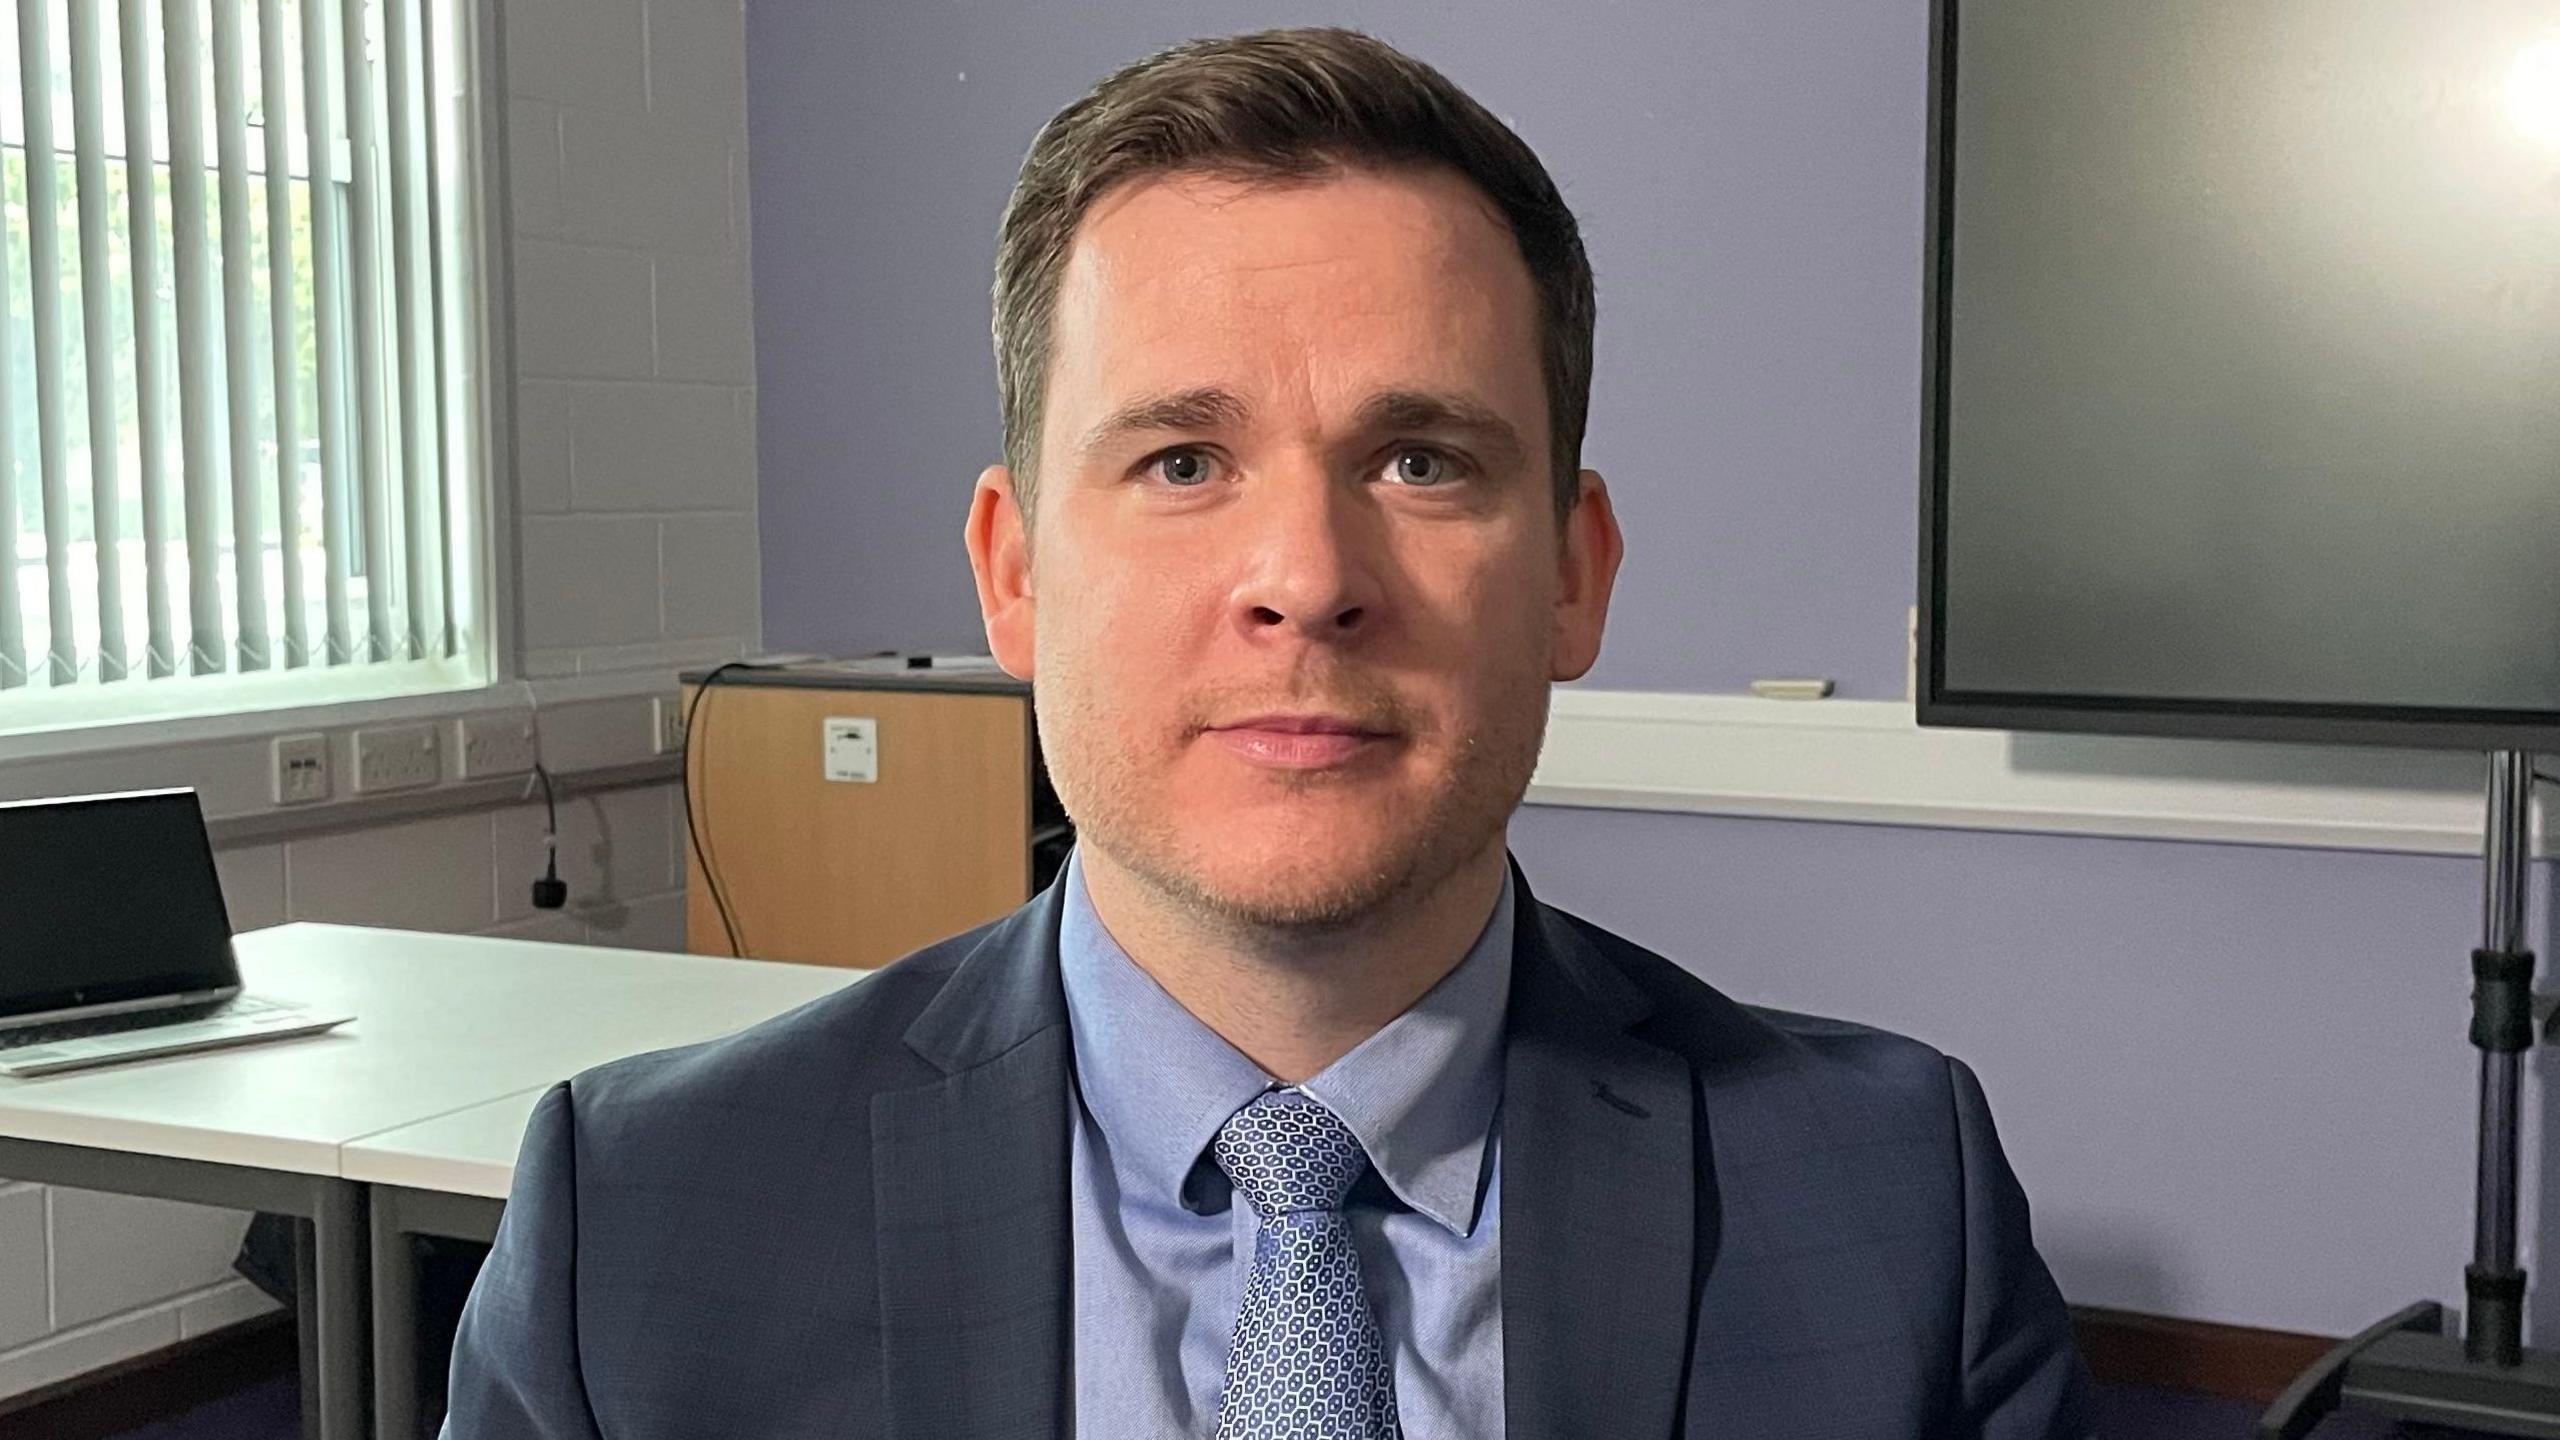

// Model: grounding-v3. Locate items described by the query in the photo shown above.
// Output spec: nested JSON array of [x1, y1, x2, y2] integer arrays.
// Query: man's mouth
[[1201, 713, 1399, 769]]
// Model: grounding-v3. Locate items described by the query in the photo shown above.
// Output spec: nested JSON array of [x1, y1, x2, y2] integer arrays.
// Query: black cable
[[533, 759, 558, 841], [681, 661, 753, 957], [529, 760, 566, 909], [678, 651, 905, 957]]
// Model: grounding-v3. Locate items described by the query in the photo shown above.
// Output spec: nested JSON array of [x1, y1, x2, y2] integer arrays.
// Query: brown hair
[[991, 26, 1596, 524]]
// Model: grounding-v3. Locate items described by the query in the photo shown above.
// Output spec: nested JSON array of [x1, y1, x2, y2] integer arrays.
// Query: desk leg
[[366, 1187, 503, 1440], [296, 1221, 323, 1440], [0, 1140, 375, 1439], [372, 1201, 419, 1440], [310, 1180, 371, 1440]]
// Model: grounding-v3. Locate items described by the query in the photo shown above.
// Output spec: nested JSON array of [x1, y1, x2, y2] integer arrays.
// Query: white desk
[[342, 1087, 545, 1200], [340, 1089, 549, 1440], [339, 949, 863, 1440], [334, 927, 863, 1198], [0, 923, 861, 1172], [0, 923, 868, 1440]]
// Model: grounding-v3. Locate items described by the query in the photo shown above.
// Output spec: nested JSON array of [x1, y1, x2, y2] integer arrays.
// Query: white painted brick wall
[[511, 0, 760, 684], [0, 0, 754, 1403]]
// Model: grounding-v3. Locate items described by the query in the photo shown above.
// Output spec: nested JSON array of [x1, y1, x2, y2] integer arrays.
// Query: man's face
[[968, 164, 1621, 933]]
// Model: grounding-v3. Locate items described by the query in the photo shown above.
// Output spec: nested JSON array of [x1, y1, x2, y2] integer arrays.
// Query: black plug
[[530, 762, 568, 910]]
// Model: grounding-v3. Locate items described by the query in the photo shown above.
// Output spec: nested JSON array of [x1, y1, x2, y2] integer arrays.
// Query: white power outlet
[[457, 713, 538, 779], [653, 694, 689, 757], [354, 723, 443, 793], [272, 733, 330, 805]]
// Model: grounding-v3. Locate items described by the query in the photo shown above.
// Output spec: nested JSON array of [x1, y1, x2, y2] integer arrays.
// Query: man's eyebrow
[[1355, 390, 1527, 468], [1070, 385, 1530, 468], [1075, 387, 1251, 463]]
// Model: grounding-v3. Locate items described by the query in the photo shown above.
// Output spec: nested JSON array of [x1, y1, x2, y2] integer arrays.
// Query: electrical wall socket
[[653, 694, 688, 756], [457, 713, 538, 779], [354, 723, 443, 793], [272, 733, 330, 805]]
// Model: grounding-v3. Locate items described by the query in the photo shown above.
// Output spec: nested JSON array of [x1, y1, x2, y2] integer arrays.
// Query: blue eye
[[1389, 449, 1454, 486], [1152, 449, 1217, 486]]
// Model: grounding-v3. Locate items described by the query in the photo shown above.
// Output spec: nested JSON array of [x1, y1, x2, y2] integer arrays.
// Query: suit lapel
[[872, 881, 1074, 1440], [862, 860, 1707, 1438], [1502, 868, 1699, 1439]]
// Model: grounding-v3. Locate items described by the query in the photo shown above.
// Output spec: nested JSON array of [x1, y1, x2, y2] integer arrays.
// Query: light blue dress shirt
[[1059, 850, 1512, 1438]]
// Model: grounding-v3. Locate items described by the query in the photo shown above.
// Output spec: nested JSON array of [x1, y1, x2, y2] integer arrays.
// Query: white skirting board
[[1528, 689, 2552, 860]]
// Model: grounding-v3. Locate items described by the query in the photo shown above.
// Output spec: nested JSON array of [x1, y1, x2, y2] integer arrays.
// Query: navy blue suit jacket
[[444, 860, 2097, 1437]]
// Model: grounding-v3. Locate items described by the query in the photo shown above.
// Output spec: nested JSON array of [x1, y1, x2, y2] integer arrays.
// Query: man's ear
[[1549, 469, 1624, 682], [965, 464, 1036, 680]]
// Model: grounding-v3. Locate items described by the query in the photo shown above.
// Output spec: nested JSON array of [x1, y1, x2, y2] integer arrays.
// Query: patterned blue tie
[[1210, 1086, 1402, 1440]]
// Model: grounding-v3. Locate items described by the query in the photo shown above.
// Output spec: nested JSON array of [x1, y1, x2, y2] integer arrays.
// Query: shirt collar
[[1058, 848, 1513, 1238]]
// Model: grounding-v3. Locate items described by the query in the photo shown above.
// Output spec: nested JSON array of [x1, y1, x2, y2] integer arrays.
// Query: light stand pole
[[2471, 749, 2538, 1367], [2260, 751, 2559, 1438]]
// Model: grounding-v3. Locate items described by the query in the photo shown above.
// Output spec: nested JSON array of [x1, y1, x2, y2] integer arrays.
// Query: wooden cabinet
[[677, 663, 1069, 969]]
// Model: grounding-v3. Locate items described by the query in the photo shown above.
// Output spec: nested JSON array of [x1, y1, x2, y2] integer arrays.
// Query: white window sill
[[0, 664, 716, 844], [1, 661, 487, 760], [0, 666, 662, 767]]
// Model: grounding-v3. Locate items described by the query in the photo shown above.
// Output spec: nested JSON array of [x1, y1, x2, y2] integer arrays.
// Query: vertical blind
[[0, 0, 468, 702]]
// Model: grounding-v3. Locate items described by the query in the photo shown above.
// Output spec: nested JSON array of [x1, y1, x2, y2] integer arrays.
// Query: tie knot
[[1211, 1088, 1368, 1218]]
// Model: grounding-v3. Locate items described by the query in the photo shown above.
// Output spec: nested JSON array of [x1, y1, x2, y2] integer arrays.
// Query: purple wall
[[745, 1, 2556, 1338], [1510, 804, 2558, 1338], [747, 0, 1925, 696]]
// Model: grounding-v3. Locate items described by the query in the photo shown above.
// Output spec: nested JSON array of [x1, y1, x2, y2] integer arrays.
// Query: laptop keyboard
[[0, 996, 287, 1051]]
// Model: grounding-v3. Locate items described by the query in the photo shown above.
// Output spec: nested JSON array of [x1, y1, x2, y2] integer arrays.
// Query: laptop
[[0, 788, 353, 1077]]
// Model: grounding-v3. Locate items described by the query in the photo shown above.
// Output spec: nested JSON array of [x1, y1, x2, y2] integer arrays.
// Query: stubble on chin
[[1037, 669, 1551, 941]]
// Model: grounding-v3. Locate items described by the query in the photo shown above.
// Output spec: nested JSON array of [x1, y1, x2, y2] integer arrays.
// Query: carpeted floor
[[106, 1375, 2490, 1439], [112, 1373, 296, 1440]]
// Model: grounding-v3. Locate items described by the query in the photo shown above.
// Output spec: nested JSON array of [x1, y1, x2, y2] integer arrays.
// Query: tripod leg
[[2256, 1301, 2445, 1440]]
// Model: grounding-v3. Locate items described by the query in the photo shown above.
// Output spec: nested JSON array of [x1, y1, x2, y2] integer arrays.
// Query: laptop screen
[[0, 789, 240, 1019]]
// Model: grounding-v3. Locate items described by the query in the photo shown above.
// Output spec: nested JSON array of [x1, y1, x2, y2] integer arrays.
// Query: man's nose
[[1228, 472, 1385, 645]]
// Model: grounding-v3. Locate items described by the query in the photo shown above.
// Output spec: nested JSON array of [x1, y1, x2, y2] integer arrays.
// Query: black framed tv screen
[[1922, 0, 2560, 753]]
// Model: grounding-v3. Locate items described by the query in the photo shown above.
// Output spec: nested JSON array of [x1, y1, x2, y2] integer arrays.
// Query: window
[[0, 0, 483, 737]]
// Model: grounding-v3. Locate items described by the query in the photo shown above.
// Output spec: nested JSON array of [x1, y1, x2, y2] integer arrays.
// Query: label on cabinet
[[824, 716, 879, 783]]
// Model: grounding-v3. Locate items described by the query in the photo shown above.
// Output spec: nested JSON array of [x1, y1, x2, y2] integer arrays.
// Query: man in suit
[[444, 25, 2097, 1439]]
